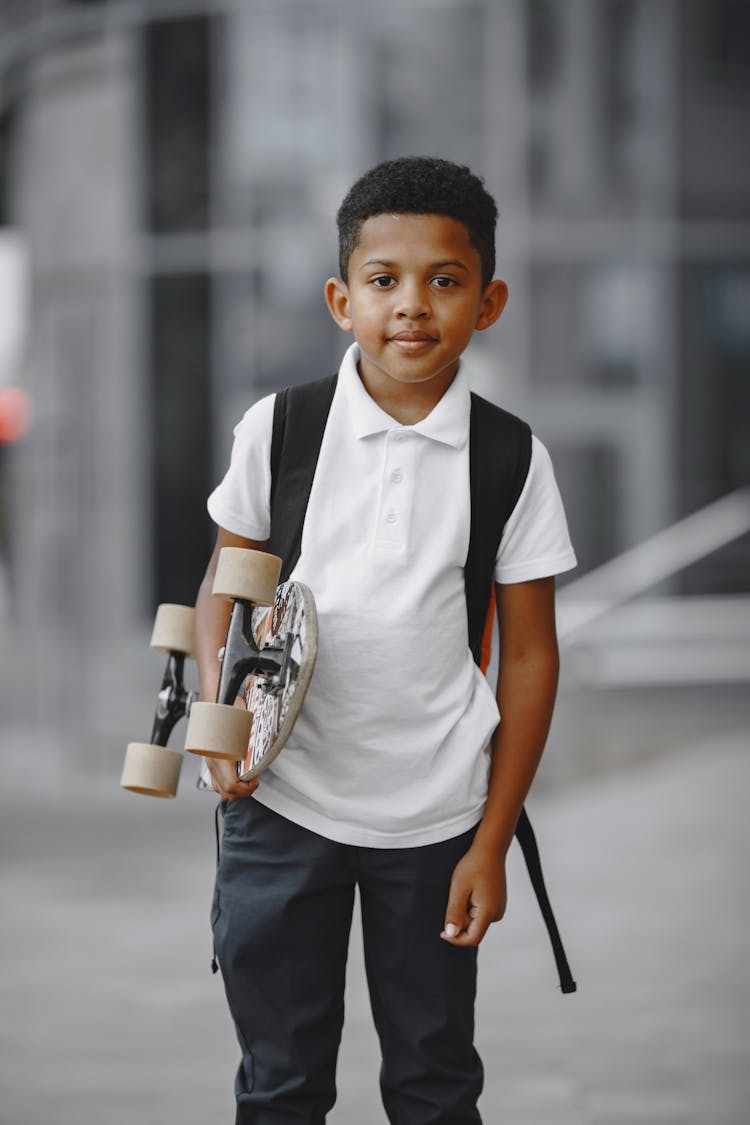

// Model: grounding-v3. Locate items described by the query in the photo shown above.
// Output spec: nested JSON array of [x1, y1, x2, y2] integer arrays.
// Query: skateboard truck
[[259, 633, 296, 697], [182, 549, 284, 767], [215, 601, 294, 704], [184, 594, 296, 769], [152, 652, 199, 747], [121, 604, 198, 798]]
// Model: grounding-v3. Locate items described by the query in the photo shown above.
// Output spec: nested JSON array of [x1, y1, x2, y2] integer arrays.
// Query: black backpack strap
[[515, 809, 577, 993], [268, 374, 338, 582], [466, 394, 576, 995], [465, 393, 532, 664]]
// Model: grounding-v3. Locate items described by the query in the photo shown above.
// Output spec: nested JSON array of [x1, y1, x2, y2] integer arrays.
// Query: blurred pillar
[[10, 30, 142, 755], [479, 0, 529, 412]]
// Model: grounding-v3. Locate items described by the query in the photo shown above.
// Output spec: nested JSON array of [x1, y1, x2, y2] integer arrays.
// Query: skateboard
[[120, 548, 318, 797]]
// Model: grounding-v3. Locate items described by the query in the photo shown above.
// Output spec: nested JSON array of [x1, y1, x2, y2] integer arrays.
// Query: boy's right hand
[[204, 756, 259, 801]]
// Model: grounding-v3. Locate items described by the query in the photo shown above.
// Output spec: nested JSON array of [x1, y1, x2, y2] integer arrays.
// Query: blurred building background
[[0, 0, 748, 767], [1, 6, 749, 1123]]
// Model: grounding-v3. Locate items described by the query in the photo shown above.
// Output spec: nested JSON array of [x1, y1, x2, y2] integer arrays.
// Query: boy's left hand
[[440, 842, 507, 947]]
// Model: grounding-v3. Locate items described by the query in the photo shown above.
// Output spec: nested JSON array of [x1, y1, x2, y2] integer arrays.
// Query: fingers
[[440, 854, 507, 948], [440, 898, 492, 948], [223, 777, 260, 801], [206, 757, 260, 801], [441, 868, 471, 941], [441, 869, 489, 946]]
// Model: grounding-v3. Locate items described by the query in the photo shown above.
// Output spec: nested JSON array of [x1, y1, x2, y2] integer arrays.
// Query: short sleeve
[[206, 393, 276, 539], [494, 435, 577, 583]]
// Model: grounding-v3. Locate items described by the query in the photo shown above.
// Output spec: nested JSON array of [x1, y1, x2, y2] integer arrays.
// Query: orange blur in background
[[0, 387, 31, 444]]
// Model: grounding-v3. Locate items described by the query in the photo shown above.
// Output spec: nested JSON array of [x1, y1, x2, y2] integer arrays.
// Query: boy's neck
[[356, 360, 460, 426]]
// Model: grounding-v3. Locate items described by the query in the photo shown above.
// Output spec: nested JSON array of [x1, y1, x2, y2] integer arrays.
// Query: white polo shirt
[[207, 343, 576, 847]]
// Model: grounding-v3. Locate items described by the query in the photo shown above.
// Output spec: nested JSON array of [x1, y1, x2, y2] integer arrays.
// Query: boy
[[195, 156, 576, 1124]]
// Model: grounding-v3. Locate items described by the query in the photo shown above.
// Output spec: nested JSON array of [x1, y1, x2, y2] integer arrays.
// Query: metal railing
[[557, 488, 750, 685]]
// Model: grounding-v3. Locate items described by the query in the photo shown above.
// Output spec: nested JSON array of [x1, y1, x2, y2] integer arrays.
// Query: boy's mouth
[[388, 331, 438, 352]]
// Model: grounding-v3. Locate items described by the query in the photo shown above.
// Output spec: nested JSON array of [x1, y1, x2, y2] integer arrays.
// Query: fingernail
[[445, 923, 459, 938]]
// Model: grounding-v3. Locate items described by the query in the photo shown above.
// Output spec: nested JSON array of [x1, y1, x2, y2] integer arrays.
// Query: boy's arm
[[441, 576, 559, 947], [194, 526, 268, 800]]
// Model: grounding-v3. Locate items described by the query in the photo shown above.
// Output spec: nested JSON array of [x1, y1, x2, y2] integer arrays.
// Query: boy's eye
[[432, 276, 458, 289], [371, 276, 396, 289]]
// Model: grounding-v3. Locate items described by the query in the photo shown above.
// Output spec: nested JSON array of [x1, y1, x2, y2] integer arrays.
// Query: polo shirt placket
[[376, 430, 415, 550]]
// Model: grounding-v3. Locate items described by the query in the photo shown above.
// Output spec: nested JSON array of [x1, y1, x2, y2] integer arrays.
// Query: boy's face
[[325, 213, 507, 396]]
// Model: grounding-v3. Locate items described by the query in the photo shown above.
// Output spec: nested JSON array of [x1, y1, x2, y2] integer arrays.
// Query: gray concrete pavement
[[1, 725, 748, 1124]]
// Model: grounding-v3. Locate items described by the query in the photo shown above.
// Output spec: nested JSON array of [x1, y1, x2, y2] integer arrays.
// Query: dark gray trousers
[[212, 798, 483, 1125]]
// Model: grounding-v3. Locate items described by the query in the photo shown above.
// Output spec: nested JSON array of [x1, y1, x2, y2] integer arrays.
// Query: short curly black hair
[[336, 156, 498, 286]]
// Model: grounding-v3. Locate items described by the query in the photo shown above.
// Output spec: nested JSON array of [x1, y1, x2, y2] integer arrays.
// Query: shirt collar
[[338, 342, 470, 450]]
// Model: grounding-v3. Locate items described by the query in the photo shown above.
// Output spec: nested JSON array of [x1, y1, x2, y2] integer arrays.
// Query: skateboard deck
[[122, 548, 317, 798], [198, 579, 317, 787], [238, 580, 317, 778]]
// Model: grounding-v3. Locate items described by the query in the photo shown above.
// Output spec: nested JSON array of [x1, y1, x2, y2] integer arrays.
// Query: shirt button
[[393, 431, 406, 442], [385, 510, 398, 524], [391, 469, 403, 484]]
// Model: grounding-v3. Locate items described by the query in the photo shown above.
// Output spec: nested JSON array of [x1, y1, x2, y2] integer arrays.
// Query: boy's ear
[[325, 277, 353, 331], [475, 280, 509, 331]]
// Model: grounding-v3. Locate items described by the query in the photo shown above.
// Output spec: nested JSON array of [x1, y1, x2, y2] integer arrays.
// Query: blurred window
[[143, 15, 215, 605], [373, 3, 482, 166], [531, 262, 652, 388], [526, 0, 561, 92], [529, 264, 581, 387], [219, 4, 349, 229], [701, 0, 750, 87], [680, 0, 750, 219], [212, 5, 349, 395], [526, 0, 644, 216], [149, 274, 214, 608], [144, 16, 212, 233], [551, 443, 621, 575], [599, 0, 638, 197], [582, 262, 659, 385], [678, 263, 750, 593], [680, 264, 750, 487]]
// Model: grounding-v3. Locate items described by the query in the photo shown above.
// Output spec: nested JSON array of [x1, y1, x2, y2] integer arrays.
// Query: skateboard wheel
[[212, 548, 282, 607], [184, 701, 254, 760], [150, 604, 196, 657], [121, 742, 182, 798]]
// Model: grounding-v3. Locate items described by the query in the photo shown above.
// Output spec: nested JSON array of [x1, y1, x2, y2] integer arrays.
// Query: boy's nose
[[395, 284, 430, 319]]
